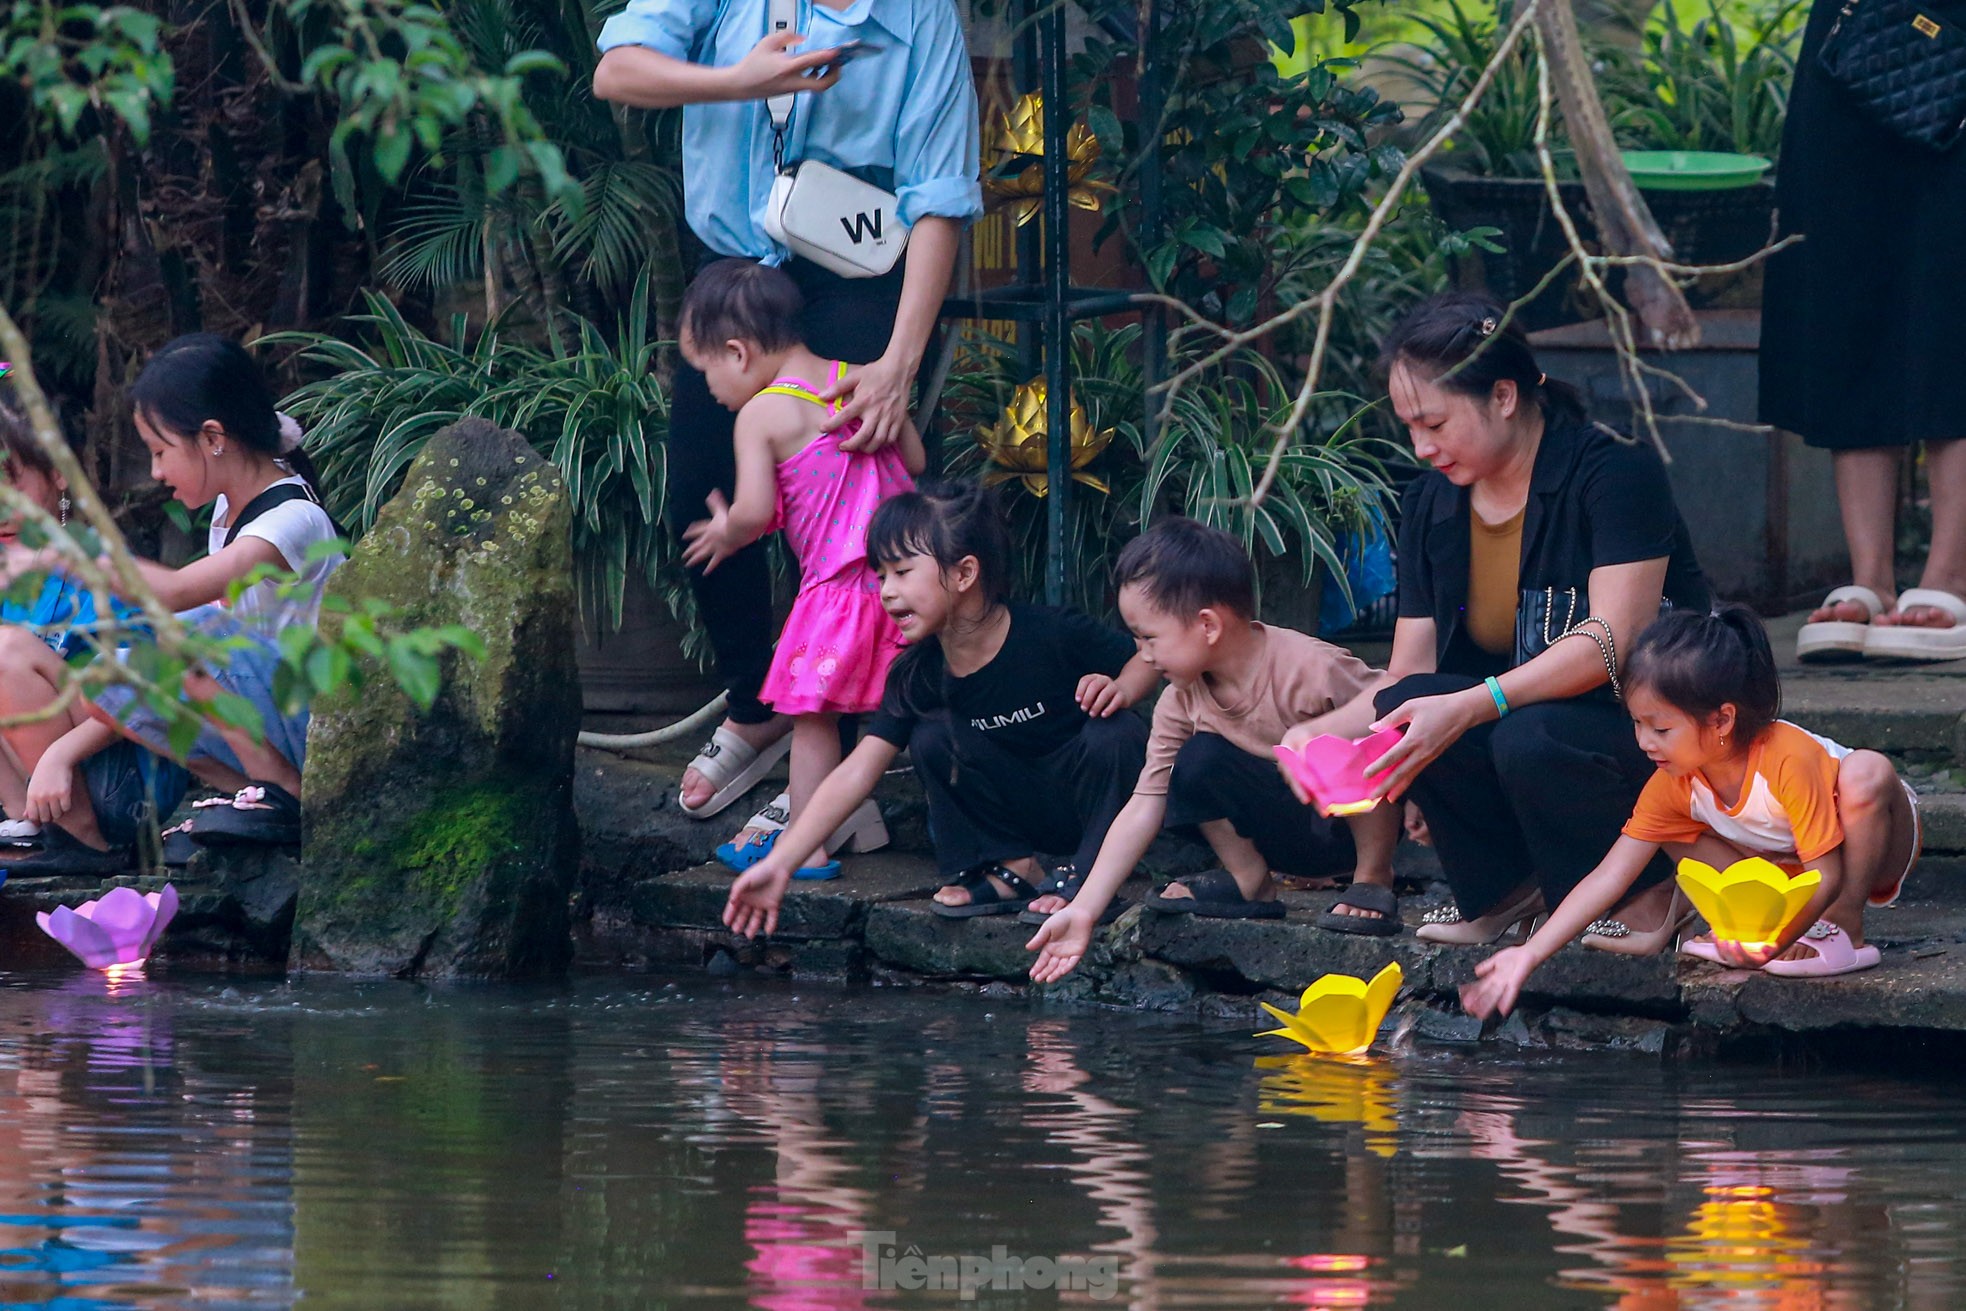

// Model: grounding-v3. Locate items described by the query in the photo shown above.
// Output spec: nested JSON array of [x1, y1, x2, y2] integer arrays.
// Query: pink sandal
[[1761, 922, 1881, 978]]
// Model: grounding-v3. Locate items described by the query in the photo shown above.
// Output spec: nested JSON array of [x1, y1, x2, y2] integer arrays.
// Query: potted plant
[[1398, 0, 1801, 330]]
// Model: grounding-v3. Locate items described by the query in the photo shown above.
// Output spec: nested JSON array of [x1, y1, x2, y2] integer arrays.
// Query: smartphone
[[822, 40, 882, 69]]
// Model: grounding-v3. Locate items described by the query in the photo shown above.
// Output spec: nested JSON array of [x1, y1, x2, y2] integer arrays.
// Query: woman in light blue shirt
[[595, 0, 981, 828]]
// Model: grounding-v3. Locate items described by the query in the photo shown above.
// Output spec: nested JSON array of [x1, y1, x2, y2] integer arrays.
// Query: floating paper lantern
[[982, 93, 1113, 227], [976, 378, 1112, 498], [1257, 961, 1403, 1056], [1675, 857, 1821, 950], [37, 885, 178, 970], [1273, 727, 1403, 817]]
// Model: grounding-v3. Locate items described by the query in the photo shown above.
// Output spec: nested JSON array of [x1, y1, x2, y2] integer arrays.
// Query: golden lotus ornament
[[982, 92, 1113, 227], [976, 379, 1112, 498], [1257, 962, 1403, 1057], [1675, 856, 1823, 950]]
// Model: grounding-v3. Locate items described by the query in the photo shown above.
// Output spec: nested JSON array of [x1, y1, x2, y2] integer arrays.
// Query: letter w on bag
[[840, 209, 884, 243]]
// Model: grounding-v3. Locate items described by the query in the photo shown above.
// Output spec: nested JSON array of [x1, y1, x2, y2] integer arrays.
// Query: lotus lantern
[[37, 885, 178, 970], [1273, 728, 1403, 817], [1675, 857, 1821, 949], [981, 92, 1112, 227], [1257, 962, 1403, 1056]]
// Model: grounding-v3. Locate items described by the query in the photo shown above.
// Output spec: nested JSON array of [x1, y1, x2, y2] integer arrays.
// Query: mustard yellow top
[[1466, 506, 1525, 658]]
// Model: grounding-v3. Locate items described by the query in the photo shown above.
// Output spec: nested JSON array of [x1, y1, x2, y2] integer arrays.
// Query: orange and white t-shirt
[[1622, 721, 1851, 870]]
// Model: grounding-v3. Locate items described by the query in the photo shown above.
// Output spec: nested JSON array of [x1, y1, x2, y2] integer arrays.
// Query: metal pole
[[1139, 0, 1166, 454], [1013, 0, 1041, 384], [1041, 0, 1071, 605]]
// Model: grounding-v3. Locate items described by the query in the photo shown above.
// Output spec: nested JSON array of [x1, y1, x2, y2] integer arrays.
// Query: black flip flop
[[189, 781, 302, 847], [1016, 864, 1131, 926], [0, 825, 132, 876], [1145, 868, 1286, 920], [1315, 881, 1403, 937], [929, 864, 1038, 919]]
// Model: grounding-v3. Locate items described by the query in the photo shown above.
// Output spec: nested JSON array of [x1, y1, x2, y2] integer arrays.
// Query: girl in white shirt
[[19, 334, 348, 857]]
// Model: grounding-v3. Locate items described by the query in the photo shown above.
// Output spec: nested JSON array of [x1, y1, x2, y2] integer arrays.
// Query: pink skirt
[[760, 575, 903, 716]]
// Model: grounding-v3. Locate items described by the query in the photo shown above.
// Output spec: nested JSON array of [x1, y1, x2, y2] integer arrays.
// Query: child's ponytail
[[1626, 603, 1782, 743], [131, 334, 329, 503]]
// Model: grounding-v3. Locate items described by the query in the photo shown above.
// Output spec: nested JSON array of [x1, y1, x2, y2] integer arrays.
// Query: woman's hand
[[727, 30, 841, 101], [825, 354, 915, 454], [1460, 945, 1536, 1020], [1364, 687, 1485, 803]]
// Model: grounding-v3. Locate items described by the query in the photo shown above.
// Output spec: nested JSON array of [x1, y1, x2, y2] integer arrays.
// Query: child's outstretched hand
[[1075, 673, 1131, 718], [1460, 944, 1536, 1020], [724, 862, 795, 939], [681, 491, 737, 574], [1712, 937, 1782, 969], [1026, 906, 1093, 983]]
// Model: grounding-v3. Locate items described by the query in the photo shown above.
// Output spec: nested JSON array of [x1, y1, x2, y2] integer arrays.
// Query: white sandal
[[678, 725, 791, 819], [727, 792, 891, 854], [1796, 584, 1884, 663], [0, 818, 42, 846], [1862, 588, 1966, 663]]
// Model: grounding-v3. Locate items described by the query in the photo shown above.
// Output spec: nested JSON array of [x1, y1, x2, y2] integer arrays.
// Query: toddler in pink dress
[[755, 361, 914, 715], [679, 259, 925, 880]]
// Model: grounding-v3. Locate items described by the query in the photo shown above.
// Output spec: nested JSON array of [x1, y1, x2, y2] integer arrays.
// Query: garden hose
[[577, 692, 728, 752]]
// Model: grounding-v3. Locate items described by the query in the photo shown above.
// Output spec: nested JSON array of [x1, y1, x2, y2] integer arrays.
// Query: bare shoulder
[[736, 391, 818, 459]]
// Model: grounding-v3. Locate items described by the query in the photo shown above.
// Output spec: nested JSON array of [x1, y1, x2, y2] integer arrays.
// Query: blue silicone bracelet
[[1484, 675, 1511, 718]]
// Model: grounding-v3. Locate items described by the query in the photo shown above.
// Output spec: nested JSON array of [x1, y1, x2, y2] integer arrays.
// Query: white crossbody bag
[[758, 0, 908, 277]]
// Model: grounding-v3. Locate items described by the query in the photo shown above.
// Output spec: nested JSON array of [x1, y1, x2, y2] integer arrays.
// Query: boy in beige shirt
[[1027, 518, 1401, 981]]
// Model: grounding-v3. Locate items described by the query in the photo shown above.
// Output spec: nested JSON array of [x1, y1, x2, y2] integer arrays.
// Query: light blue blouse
[[598, 0, 983, 262]]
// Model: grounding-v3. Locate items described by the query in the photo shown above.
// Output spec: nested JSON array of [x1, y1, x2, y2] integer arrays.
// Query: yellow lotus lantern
[[1675, 857, 1822, 950], [982, 93, 1114, 227], [1256, 962, 1403, 1057], [976, 378, 1111, 498]]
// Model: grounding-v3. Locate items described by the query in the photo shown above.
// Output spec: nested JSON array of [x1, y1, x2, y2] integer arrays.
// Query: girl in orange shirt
[[1463, 606, 1920, 1016]]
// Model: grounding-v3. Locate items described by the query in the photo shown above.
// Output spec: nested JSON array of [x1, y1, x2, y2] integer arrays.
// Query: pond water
[[0, 967, 1960, 1309]]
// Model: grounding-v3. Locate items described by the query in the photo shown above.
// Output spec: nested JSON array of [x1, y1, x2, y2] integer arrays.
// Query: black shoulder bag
[[1818, 0, 1966, 152]]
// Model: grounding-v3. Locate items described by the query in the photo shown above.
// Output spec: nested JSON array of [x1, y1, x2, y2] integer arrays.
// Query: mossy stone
[[295, 418, 581, 978]]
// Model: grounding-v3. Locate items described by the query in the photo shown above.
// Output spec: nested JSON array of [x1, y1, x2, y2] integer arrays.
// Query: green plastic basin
[[1620, 150, 1773, 191]]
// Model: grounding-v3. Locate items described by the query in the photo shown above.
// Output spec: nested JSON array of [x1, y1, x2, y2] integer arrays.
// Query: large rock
[[295, 419, 581, 977]]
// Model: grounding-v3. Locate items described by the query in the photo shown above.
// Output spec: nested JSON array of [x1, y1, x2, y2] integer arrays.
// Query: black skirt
[[1758, 0, 1966, 450]]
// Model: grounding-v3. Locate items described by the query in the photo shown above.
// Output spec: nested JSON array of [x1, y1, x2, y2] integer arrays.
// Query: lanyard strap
[[765, 0, 799, 171]]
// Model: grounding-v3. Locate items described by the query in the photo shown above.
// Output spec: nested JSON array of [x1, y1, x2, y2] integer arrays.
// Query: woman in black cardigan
[[1294, 293, 1710, 940]]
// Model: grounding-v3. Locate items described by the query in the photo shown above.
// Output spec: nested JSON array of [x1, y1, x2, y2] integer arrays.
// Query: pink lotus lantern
[[37, 885, 178, 970], [1273, 728, 1403, 817]]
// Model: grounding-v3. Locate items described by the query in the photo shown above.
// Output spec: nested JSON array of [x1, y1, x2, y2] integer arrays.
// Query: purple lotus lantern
[[1273, 728, 1404, 817], [37, 885, 178, 970]]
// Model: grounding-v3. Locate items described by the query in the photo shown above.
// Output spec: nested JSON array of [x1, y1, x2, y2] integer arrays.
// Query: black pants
[[1374, 673, 1671, 917], [1163, 733, 1356, 879], [907, 712, 1148, 880], [669, 257, 909, 724]]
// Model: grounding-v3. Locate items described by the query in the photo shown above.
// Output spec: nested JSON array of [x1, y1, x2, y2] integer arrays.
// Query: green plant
[[943, 322, 1398, 618], [1599, 0, 1803, 156], [264, 287, 692, 643], [1381, 0, 1556, 179], [1073, 0, 1404, 327]]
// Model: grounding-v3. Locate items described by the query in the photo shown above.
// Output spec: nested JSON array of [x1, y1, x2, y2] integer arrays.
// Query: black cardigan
[[1395, 417, 1711, 678]]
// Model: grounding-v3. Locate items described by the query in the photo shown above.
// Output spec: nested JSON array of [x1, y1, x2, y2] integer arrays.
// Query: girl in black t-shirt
[[725, 482, 1159, 937]]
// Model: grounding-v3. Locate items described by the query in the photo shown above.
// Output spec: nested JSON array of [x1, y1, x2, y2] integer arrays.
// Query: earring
[[212, 444, 225, 458], [58, 495, 68, 527]]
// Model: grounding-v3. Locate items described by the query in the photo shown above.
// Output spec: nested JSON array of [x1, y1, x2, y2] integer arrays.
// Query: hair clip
[[0, 362, 11, 377], [1477, 317, 1498, 338]]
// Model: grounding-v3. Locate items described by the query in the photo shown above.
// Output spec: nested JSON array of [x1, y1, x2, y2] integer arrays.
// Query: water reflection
[[0, 973, 1952, 1307]]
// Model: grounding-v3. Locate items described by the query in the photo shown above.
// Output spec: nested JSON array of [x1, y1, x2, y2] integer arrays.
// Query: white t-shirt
[[210, 475, 346, 633]]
